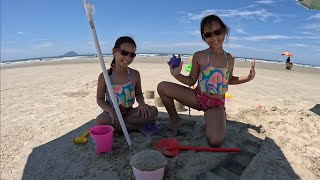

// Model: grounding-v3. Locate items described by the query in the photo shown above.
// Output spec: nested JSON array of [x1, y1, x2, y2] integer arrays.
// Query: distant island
[[63, 51, 79, 57]]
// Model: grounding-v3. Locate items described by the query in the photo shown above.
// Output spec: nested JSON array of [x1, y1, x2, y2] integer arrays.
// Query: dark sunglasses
[[117, 48, 136, 58], [203, 28, 223, 38]]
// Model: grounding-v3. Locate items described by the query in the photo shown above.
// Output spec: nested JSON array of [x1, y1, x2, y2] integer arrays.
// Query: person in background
[[95, 36, 158, 132], [157, 15, 255, 146], [285, 57, 293, 70]]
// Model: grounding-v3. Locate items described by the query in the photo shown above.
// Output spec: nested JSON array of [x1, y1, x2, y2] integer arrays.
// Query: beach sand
[[1, 57, 319, 179]]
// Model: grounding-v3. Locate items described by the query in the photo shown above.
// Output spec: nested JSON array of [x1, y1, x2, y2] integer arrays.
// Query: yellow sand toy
[[73, 129, 90, 144], [225, 93, 232, 99]]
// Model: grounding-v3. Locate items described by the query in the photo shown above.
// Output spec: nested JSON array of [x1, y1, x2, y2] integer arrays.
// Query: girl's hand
[[169, 60, 183, 78], [109, 110, 120, 131], [248, 60, 256, 81], [137, 104, 152, 118]]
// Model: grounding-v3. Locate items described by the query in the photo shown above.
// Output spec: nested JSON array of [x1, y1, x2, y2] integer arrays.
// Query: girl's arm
[[229, 75, 251, 85], [172, 53, 200, 86], [229, 61, 256, 85], [97, 73, 114, 112], [134, 71, 146, 105]]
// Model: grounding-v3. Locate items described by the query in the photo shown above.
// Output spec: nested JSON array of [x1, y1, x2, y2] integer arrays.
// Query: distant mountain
[[63, 51, 78, 57]]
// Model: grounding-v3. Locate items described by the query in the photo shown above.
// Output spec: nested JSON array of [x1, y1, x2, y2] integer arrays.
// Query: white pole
[[83, 0, 132, 146]]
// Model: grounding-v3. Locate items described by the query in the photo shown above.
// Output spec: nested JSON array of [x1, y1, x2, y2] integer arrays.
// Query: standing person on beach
[[157, 15, 255, 146], [285, 57, 293, 70], [95, 36, 158, 132]]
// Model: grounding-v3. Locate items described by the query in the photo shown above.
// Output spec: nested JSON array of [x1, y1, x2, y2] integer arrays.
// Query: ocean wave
[[1, 54, 319, 69]]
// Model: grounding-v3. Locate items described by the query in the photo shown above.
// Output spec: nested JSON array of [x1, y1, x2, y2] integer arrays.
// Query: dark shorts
[[195, 86, 225, 111]]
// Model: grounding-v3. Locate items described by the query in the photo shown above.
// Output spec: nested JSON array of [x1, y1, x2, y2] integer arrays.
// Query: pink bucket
[[131, 165, 165, 180], [90, 125, 114, 154]]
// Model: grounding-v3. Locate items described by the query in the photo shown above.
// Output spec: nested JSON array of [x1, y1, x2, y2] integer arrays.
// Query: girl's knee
[[150, 106, 158, 120], [157, 81, 169, 94], [146, 106, 158, 122], [95, 112, 112, 125], [95, 118, 110, 125]]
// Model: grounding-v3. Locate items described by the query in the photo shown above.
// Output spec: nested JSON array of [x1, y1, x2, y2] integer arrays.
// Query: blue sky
[[1, 0, 320, 65]]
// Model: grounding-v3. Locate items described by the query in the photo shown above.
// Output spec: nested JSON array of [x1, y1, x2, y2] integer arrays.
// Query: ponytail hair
[[108, 58, 116, 75], [108, 36, 136, 75]]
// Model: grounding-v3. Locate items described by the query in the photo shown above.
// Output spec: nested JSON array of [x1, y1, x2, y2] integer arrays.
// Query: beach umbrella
[[282, 51, 294, 56], [83, 0, 132, 146], [297, 0, 320, 10]]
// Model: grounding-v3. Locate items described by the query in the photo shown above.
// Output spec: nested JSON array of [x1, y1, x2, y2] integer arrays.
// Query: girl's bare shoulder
[[98, 69, 111, 80], [193, 50, 207, 59], [225, 52, 235, 68], [193, 50, 208, 66], [128, 68, 140, 82]]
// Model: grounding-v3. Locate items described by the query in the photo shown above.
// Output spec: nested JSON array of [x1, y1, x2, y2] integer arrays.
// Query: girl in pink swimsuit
[[96, 36, 158, 132], [157, 15, 256, 146]]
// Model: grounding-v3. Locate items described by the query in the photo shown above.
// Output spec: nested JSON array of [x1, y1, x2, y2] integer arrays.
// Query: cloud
[[17, 32, 24, 35], [289, 43, 309, 47], [180, 6, 285, 24], [303, 23, 320, 31], [255, 0, 277, 5], [231, 35, 291, 41], [307, 13, 320, 20], [225, 43, 258, 50], [187, 30, 200, 36], [32, 40, 53, 49], [234, 28, 248, 34], [231, 34, 320, 41]]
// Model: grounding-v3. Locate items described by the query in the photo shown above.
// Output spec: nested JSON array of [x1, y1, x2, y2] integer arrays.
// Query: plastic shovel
[[73, 129, 90, 144], [153, 138, 240, 157]]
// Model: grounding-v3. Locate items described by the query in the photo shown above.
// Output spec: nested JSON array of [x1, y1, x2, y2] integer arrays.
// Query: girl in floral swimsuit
[[157, 15, 256, 146], [96, 36, 158, 132]]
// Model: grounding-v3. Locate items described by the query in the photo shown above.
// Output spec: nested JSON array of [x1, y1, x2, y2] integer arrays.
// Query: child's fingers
[[147, 107, 152, 116], [251, 61, 256, 69], [144, 111, 148, 118], [179, 61, 183, 68]]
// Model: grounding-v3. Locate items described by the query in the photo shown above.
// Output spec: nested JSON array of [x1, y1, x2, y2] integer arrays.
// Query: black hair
[[286, 57, 291, 63], [108, 36, 136, 75], [200, 14, 229, 41]]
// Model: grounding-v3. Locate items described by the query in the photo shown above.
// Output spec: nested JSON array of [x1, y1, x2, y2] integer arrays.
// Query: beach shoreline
[[1, 56, 320, 74], [1, 57, 319, 179]]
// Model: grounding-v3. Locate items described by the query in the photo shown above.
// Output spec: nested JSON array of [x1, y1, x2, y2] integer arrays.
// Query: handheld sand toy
[[168, 54, 181, 68], [73, 129, 90, 144], [153, 138, 240, 157]]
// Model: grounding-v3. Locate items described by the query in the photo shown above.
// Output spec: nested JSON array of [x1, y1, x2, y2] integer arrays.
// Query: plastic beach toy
[[185, 64, 192, 72], [168, 54, 181, 68], [73, 129, 90, 144], [130, 150, 167, 180], [225, 93, 232, 99], [90, 125, 114, 154], [138, 124, 160, 137], [153, 138, 240, 157], [131, 165, 165, 180]]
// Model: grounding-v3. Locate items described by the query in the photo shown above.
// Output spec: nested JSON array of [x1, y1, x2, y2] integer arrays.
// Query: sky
[[1, 0, 320, 66]]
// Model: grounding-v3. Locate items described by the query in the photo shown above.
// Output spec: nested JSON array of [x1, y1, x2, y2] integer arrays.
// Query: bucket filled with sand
[[130, 150, 167, 180]]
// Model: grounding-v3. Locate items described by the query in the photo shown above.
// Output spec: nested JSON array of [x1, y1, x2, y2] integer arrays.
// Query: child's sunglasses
[[203, 29, 223, 39], [117, 48, 136, 58]]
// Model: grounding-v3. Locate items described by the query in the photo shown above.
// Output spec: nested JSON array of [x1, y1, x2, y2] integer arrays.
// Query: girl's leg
[[157, 81, 200, 130], [95, 111, 113, 125], [95, 111, 141, 132], [123, 106, 158, 127], [204, 107, 226, 147]]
